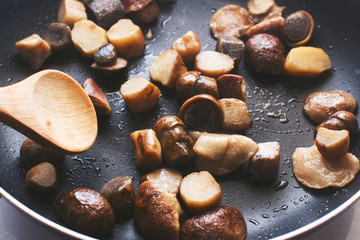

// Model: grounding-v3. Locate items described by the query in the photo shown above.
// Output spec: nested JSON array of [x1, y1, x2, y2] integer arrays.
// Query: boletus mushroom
[[43, 22, 72, 52], [179, 94, 223, 132], [284, 10, 314, 47]]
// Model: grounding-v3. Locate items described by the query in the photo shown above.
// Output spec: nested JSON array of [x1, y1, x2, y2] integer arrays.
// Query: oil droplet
[[265, 202, 271, 209], [249, 219, 260, 226], [281, 205, 288, 210], [262, 214, 269, 218], [273, 208, 281, 212], [274, 180, 288, 191], [94, 167, 101, 174], [72, 156, 83, 164]]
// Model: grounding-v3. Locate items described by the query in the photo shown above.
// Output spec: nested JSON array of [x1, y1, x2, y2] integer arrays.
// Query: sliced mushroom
[[120, 76, 161, 113], [218, 98, 252, 132], [91, 57, 128, 73], [195, 51, 234, 78], [134, 181, 183, 240], [246, 16, 285, 39], [83, 78, 112, 116], [171, 31, 201, 62], [193, 133, 258, 175], [216, 36, 245, 63], [153, 116, 196, 167], [210, 4, 254, 38], [150, 49, 187, 89], [43, 22, 72, 52], [25, 162, 58, 196], [315, 128, 350, 160], [181, 206, 247, 240], [180, 171, 222, 213], [131, 129, 162, 169], [141, 168, 182, 195], [284, 46, 331, 77], [292, 145, 360, 189], [179, 94, 223, 132], [248, 142, 280, 182], [71, 20, 108, 58], [83, 0, 126, 29], [99, 176, 135, 220], [252, 3, 285, 24], [284, 10, 314, 47], [107, 19, 145, 59], [58, 0, 87, 28], [247, 0, 274, 16], [15, 34, 52, 70], [245, 33, 285, 75], [176, 71, 219, 101], [303, 90, 357, 124], [216, 74, 247, 102]]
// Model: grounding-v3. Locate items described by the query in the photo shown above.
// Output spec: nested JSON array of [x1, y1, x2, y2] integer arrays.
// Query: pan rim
[[1, 186, 360, 239]]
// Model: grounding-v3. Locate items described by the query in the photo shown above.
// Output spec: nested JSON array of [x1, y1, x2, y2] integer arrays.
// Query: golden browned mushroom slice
[[284, 10, 314, 47], [303, 90, 357, 125], [248, 141, 280, 182], [195, 51, 234, 78], [150, 49, 187, 89], [218, 98, 252, 132], [180, 171, 222, 214], [120, 76, 161, 113], [181, 206, 247, 240], [71, 20, 108, 58], [99, 176, 135, 221], [292, 145, 360, 189], [58, 0, 87, 28], [248, 0, 274, 15], [134, 181, 183, 240], [83, 78, 112, 116], [171, 31, 201, 62], [141, 168, 182, 195], [15, 34, 52, 70], [153, 116, 196, 167], [194, 133, 258, 176], [179, 94, 223, 132], [91, 57, 128, 73], [25, 162, 58, 196], [246, 16, 285, 39], [131, 129, 162, 169], [285, 47, 331, 77], [107, 19, 145, 59], [315, 128, 350, 160], [210, 4, 254, 38]]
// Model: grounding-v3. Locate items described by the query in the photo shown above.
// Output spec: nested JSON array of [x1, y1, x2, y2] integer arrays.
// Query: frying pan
[[1, 0, 360, 239]]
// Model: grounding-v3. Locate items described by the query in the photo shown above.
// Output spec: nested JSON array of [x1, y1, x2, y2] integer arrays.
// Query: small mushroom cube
[[58, 0, 87, 28], [216, 74, 247, 102], [131, 129, 162, 169], [171, 31, 201, 62], [150, 49, 187, 89], [83, 78, 111, 116], [71, 20, 108, 58], [120, 76, 161, 113], [315, 128, 350, 160], [216, 36, 245, 63], [218, 98, 252, 132], [83, 0, 126, 29], [15, 34, 52, 70], [248, 142, 280, 182], [107, 19, 145, 59], [130, 0, 159, 23]]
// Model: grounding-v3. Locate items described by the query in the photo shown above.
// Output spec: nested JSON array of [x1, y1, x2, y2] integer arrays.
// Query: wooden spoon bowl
[[0, 70, 98, 153]]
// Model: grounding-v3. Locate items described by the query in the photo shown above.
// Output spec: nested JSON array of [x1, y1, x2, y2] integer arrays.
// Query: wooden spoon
[[0, 70, 98, 154]]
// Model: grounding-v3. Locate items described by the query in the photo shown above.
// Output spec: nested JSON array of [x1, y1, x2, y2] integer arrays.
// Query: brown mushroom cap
[[179, 94, 223, 132], [285, 10, 314, 47]]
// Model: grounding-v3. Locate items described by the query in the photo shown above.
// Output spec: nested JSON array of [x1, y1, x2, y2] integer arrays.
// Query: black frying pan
[[1, 0, 360, 239]]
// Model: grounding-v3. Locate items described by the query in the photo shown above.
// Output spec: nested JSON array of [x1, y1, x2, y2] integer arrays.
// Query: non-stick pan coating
[[1, 0, 360, 239]]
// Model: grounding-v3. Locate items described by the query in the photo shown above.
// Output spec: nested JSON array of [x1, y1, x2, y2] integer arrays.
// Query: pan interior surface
[[0, 0, 360, 239]]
